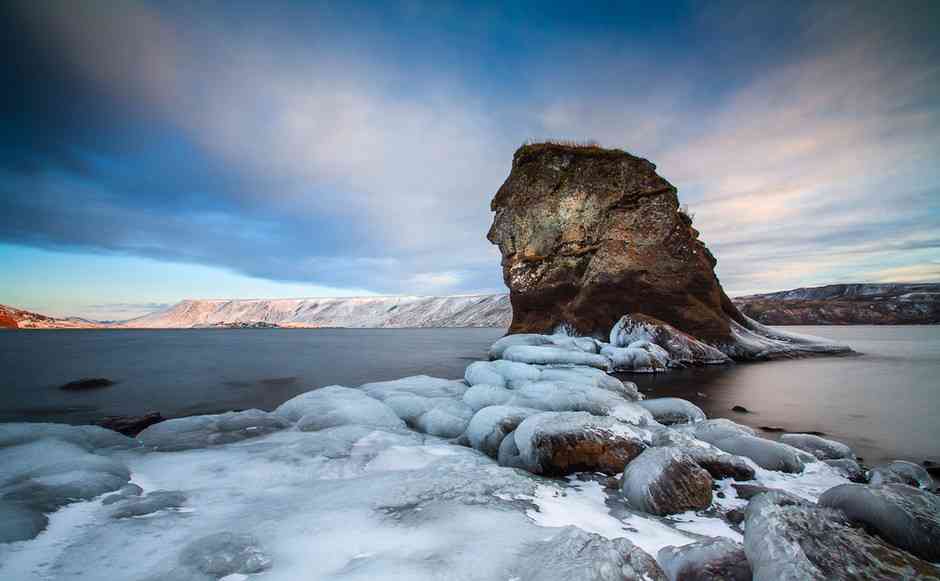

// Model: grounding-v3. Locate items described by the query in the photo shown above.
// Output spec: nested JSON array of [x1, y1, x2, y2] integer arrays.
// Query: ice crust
[[4, 325, 916, 581]]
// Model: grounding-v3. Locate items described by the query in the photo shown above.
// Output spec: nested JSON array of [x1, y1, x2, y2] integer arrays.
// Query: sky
[[2, 0, 939, 319]]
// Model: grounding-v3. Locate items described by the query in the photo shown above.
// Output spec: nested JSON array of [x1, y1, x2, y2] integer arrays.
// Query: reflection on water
[[1, 325, 937, 466], [627, 325, 940, 466]]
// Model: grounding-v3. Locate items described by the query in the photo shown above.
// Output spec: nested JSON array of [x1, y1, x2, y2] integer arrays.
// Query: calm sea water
[[1, 325, 937, 466]]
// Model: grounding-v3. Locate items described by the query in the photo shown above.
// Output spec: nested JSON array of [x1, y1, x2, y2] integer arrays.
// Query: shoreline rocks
[[621, 447, 713, 516]]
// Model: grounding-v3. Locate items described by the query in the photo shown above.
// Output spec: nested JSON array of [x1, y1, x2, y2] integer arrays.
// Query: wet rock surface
[[94, 412, 164, 436], [780, 432, 853, 460], [512, 411, 649, 475], [621, 447, 713, 516], [744, 491, 940, 580], [60, 377, 116, 390], [658, 538, 751, 581], [512, 526, 666, 581], [819, 483, 940, 562]]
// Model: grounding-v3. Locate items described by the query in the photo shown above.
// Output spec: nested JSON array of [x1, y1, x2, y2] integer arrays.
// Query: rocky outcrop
[[734, 283, 940, 325], [487, 143, 850, 361], [0, 304, 102, 329], [488, 143, 743, 343]]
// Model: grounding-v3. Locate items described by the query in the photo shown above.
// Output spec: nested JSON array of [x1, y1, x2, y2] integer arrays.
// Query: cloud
[[1, 0, 938, 304]]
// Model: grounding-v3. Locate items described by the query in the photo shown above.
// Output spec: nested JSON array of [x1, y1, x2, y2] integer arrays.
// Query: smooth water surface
[[1, 325, 938, 465], [0, 328, 504, 423], [631, 325, 940, 465]]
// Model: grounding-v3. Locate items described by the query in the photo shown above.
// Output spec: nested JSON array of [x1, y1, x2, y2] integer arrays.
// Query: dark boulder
[[94, 412, 164, 437], [621, 447, 713, 516], [60, 377, 115, 390]]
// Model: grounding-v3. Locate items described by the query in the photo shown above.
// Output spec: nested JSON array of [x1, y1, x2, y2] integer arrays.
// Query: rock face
[[488, 142, 744, 344], [734, 283, 940, 325], [744, 491, 940, 580], [620, 447, 714, 516]]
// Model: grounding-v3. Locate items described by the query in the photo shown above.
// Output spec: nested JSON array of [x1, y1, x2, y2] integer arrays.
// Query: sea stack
[[488, 142, 744, 342], [488, 142, 849, 360]]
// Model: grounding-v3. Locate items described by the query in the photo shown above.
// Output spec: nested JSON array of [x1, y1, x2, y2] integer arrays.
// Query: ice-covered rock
[[710, 435, 806, 473], [657, 538, 751, 581], [464, 359, 541, 388], [488, 333, 600, 360], [464, 406, 539, 458], [822, 458, 867, 483], [511, 526, 666, 581], [610, 315, 732, 368], [639, 398, 706, 425], [819, 483, 940, 562], [179, 532, 272, 577], [720, 316, 852, 360], [461, 380, 652, 424], [678, 418, 755, 445], [359, 376, 473, 438], [869, 460, 932, 489], [601, 344, 668, 373], [138, 409, 290, 450], [276, 386, 404, 433], [538, 366, 640, 400], [680, 448, 755, 482], [0, 422, 138, 451], [621, 447, 713, 516], [512, 411, 649, 475], [779, 433, 853, 460], [744, 491, 940, 580], [502, 345, 611, 369]]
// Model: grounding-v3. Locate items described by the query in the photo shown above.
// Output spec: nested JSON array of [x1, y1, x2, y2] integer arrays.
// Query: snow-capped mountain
[[0, 304, 104, 329], [122, 294, 512, 328]]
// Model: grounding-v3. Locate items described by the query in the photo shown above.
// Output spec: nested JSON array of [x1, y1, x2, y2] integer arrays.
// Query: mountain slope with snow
[[0, 304, 104, 329], [123, 294, 512, 328], [733, 283, 940, 325]]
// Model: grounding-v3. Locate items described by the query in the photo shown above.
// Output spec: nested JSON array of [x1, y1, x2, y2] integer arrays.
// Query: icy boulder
[[0, 422, 138, 451], [779, 433, 854, 460], [819, 483, 940, 562], [711, 435, 807, 473], [138, 409, 290, 450], [744, 491, 940, 580], [275, 386, 404, 432], [464, 406, 539, 458], [502, 345, 611, 369], [621, 447, 713, 516], [538, 366, 640, 400], [464, 360, 541, 388], [639, 398, 706, 425], [510, 526, 666, 581], [610, 315, 731, 367], [658, 538, 751, 581], [360, 376, 472, 438], [822, 458, 867, 483], [869, 460, 932, 489], [680, 447, 755, 482], [678, 418, 756, 445], [601, 344, 668, 373], [488, 333, 600, 360], [512, 411, 649, 475]]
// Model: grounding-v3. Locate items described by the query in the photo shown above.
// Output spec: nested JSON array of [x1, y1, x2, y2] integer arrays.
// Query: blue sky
[[2, 0, 939, 319]]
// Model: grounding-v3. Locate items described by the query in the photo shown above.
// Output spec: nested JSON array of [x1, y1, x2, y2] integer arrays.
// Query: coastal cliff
[[735, 283, 940, 325]]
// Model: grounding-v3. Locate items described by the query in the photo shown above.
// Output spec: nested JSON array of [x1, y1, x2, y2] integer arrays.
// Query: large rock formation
[[488, 143, 747, 343], [488, 143, 850, 360]]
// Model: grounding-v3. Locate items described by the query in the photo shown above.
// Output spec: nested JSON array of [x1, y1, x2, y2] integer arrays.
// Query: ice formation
[[2, 326, 935, 580]]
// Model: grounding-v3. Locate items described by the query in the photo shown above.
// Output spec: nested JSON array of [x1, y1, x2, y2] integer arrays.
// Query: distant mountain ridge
[[0, 304, 103, 329], [733, 283, 940, 325], [121, 294, 512, 328]]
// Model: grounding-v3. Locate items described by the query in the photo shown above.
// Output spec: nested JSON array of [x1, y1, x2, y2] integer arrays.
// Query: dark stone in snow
[[759, 425, 784, 432], [60, 377, 115, 390], [922, 460, 940, 477], [621, 447, 713, 516], [730, 405, 749, 413]]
